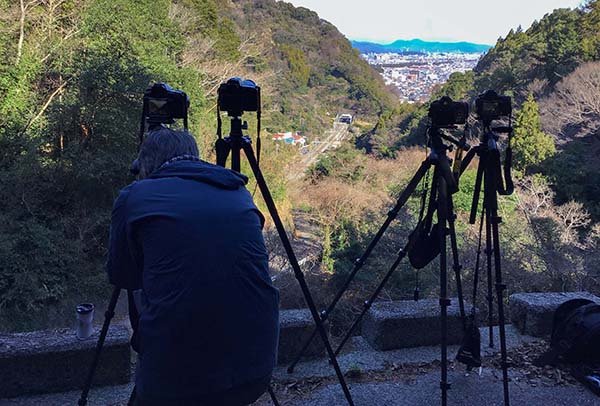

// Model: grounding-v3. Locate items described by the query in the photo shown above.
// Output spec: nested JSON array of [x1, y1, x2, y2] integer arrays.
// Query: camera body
[[218, 77, 260, 115], [429, 96, 469, 127], [475, 90, 512, 122], [143, 82, 189, 125]]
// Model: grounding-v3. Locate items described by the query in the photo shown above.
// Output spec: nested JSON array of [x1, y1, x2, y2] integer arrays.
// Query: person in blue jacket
[[107, 127, 280, 405]]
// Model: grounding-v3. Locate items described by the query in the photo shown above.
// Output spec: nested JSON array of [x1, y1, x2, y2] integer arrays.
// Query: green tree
[[280, 44, 310, 88], [512, 94, 556, 171], [432, 71, 474, 101], [545, 9, 582, 84], [581, 0, 600, 61]]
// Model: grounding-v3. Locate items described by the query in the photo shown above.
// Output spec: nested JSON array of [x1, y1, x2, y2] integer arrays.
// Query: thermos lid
[[76, 303, 95, 314]]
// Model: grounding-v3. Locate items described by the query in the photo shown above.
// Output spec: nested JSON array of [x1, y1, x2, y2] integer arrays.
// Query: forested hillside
[[0, 0, 396, 329], [301, 1, 600, 328]]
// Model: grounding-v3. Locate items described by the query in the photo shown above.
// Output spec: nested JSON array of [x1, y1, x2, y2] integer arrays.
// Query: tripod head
[[428, 125, 471, 154]]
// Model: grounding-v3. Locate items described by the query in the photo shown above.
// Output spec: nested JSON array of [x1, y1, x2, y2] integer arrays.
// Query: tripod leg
[[241, 142, 354, 406], [128, 385, 137, 405], [438, 172, 450, 406], [268, 385, 281, 406], [287, 159, 432, 373], [448, 192, 466, 331], [486, 161, 510, 405], [78, 287, 121, 406], [484, 200, 495, 348], [491, 210, 511, 406]]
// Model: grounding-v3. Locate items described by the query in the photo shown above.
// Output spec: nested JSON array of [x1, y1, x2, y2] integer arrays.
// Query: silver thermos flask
[[76, 303, 95, 339]]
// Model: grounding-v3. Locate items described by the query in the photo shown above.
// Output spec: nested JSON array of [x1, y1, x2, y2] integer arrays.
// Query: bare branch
[[16, 0, 42, 65], [20, 80, 68, 135]]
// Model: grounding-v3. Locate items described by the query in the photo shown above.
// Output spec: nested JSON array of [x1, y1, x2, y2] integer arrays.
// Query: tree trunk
[[16, 0, 26, 65]]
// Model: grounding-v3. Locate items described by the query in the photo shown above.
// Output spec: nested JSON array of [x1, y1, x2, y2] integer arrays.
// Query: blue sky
[[287, 0, 583, 44]]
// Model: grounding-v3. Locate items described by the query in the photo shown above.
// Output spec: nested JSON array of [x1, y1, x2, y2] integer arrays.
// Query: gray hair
[[137, 127, 200, 178]]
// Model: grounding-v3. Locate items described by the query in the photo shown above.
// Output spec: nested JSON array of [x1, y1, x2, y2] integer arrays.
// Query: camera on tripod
[[218, 77, 260, 116], [131, 83, 190, 176], [143, 82, 189, 126], [428, 96, 469, 127], [475, 90, 511, 122], [215, 77, 263, 170]]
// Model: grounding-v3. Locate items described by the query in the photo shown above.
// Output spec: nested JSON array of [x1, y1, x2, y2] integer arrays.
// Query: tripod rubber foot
[[440, 382, 452, 390]]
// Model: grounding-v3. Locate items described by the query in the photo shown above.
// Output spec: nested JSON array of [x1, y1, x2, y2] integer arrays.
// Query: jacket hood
[[149, 160, 248, 190]]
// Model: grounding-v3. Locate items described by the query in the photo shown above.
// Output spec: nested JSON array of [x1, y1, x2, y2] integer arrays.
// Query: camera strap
[[256, 93, 261, 168], [490, 113, 514, 196], [471, 204, 485, 316], [215, 100, 231, 168], [216, 99, 223, 140], [453, 123, 469, 182], [501, 114, 514, 195], [138, 103, 147, 149], [413, 143, 431, 299]]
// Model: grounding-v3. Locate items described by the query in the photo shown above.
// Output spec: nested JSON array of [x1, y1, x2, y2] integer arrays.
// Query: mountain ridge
[[352, 38, 492, 54]]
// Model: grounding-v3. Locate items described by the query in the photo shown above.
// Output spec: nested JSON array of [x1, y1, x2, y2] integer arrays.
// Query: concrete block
[[278, 309, 326, 364], [361, 298, 469, 350], [0, 324, 131, 398], [509, 291, 600, 337]]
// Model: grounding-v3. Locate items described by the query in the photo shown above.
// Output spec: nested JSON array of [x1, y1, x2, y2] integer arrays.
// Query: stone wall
[[0, 324, 131, 398]]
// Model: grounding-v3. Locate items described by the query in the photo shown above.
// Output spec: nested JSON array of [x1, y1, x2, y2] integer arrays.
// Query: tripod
[[286, 127, 469, 374], [288, 125, 469, 405], [215, 113, 355, 405], [459, 122, 514, 406]]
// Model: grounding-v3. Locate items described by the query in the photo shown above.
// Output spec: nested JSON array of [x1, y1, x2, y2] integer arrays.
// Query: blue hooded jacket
[[107, 159, 280, 399]]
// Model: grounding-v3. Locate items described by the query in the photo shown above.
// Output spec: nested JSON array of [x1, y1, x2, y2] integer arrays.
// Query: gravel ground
[[263, 368, 599, 406], [2, 326, 598, 406], [4, 366, 597, 406]]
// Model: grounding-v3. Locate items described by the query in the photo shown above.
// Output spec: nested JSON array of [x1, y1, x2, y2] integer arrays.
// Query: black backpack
[[543, 298, 600, 364]]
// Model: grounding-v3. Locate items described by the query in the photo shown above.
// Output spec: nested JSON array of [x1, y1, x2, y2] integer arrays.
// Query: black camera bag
[[408, 222, 441, 269], [538, 298, 600, 365]]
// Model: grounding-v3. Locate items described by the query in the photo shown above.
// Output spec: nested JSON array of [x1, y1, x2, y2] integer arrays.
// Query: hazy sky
[[287, 0, 583, 44]]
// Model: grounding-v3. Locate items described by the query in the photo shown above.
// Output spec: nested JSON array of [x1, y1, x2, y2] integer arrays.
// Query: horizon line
[[348, 37, 493, 47]]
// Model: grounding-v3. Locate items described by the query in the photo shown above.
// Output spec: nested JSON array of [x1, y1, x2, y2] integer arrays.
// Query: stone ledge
[[509, 291, 600, 337], [0, 324, 131, 398], [278, 309, 326, 364], [361, 298, 470, 350]]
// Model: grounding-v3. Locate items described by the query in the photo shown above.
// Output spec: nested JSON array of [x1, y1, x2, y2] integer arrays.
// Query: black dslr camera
[[475, 90, 511, 122], [132, 83, 190, 175], [217, 77, 260, 115], [143, 82, 189, 126], [429, 96, 469, 127]]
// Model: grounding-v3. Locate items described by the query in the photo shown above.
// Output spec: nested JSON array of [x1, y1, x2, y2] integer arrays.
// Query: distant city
[[361, 52, 483, 103]]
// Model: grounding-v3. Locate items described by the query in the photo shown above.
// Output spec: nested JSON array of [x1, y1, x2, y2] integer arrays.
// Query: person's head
[[136, 127, 200, 178]]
